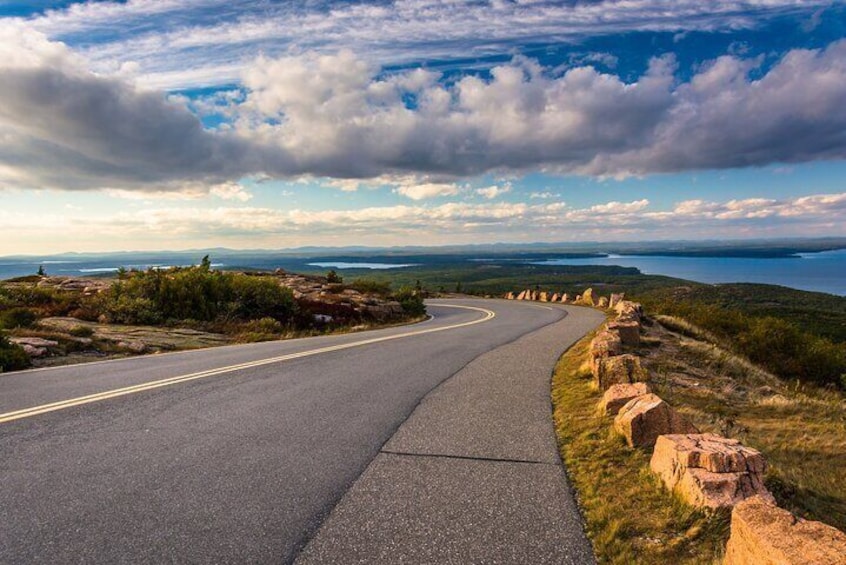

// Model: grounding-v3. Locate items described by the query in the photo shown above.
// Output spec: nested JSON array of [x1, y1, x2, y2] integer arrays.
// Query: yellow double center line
[[0, 304, 495, 425]]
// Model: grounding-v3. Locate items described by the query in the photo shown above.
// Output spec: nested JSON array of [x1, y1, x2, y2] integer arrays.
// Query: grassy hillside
[[635, 283, 846, 342], [552, 317, 846, 564], [633, 285, 846, 388]]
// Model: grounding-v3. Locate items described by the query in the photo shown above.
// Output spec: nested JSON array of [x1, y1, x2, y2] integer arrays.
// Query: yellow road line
[[0, 304, 494, 425]]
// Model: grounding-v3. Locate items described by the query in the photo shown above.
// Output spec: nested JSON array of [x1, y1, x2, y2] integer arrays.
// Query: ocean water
[[532, 248, 846, 296], [307, 262, 416, 270], [1, 249, 844, 296]]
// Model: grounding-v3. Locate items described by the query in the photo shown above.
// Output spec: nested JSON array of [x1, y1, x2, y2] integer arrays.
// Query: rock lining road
[[0, 299, 603, 563]]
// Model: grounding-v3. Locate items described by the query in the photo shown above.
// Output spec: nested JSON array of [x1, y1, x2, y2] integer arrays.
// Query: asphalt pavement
[[296, 301, 605, 564], [0, 298, 603, 563]]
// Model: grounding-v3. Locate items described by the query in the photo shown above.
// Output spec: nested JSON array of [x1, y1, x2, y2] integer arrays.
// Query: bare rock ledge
[[614, 394, 698, 448], [599, 382, 652, 416], [651, 434, 773, 509], [724, 495, 846, 565]]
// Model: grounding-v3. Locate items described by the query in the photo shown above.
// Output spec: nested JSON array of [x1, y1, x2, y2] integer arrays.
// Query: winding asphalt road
[[0, 299, 599, 563]]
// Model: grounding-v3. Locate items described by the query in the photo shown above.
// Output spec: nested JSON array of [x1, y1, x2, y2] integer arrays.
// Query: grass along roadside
[[551, 315, 846, 564], [551, 331, 729, 564]]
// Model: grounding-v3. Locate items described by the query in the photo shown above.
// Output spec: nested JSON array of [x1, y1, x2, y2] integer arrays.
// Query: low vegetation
[[552, 313, 846, 564], [340, 262, 681, 297], [0, 260, 426, 371], [637, 287, 846, 389], [639, 317, 846, 532], [101, 260, 297, 326], [0, 335, 29, 372]]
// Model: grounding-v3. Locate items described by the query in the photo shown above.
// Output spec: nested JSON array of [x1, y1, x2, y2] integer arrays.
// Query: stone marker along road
[[0, 299, 604, 563]]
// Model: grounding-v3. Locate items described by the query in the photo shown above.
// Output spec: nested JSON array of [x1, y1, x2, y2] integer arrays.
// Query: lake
[[531, 249, 846, 296]]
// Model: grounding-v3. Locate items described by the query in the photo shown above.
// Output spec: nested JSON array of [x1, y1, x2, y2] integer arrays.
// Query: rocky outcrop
[[593, 354, 648, 390], [597, 296, 609, 308], [117, 341, 147, 353], [609, 293, 625, 309], [9, 337, 59, 358], [505, 292, 515, 300], [360, 301, 404, 319], [539, 292, 549, 302], [608, 320, 640, 346], [724, 496, 846, 565], [551, 293, 560, 302], [560, 293, 570, 303], [650, 434, 772, 509], [36, 277, 110, 294], [614, 394, 698, 448], [580, 288, 594, 306], [599, 382, 651, 416], [516, 290, 527, 300], [614, 300, 643, 322]]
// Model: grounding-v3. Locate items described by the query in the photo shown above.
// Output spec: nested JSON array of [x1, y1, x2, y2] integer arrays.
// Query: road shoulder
[[295, 304, 606, 564]]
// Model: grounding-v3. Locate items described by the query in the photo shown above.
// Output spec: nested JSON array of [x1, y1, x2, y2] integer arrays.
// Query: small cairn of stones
[[503, 287, 846, 562]]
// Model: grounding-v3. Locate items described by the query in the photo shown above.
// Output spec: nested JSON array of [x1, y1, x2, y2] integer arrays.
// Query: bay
[[532, 249, 846, 296]]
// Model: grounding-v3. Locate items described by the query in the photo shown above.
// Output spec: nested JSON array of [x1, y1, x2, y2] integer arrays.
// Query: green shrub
[[101, 295, 162, 325], [230, 275, 295, 321], [69, 325, 95, 338], [394, 286, 426, 317], [0, 335, 30, 372], [0, 307, 38, 329], [326, 270, 343, 284], [737, 317, 846, 387], [349, 278, 391, 296], [3, 286, 63, 307], [98, 263, 296, 326]]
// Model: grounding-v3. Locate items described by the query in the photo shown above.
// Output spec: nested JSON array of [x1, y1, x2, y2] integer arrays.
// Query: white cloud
[[210, 182, 252, 202], [0, 27, 279, 194], [20, 0, 830, 90], [530, 191, 560, 199], [4, 193, 843, 252], [233, 42, 846, 180], [476, 184, 511, 199], [4, 28, 846, 193], [394, 181, 461, 200], [324, 178, 365, 192]]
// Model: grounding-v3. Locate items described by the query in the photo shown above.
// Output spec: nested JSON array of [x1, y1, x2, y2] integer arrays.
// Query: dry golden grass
[[551, 332, 730, 564], [639, 318, 846, 531]]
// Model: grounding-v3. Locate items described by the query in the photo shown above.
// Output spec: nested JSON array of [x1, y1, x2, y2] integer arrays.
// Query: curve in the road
[[0, 304, 494, 425], [0, 299, 596, 564]]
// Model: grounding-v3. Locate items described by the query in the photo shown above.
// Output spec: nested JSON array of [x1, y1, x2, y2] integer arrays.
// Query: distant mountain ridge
[[5, 237, 846, 261]]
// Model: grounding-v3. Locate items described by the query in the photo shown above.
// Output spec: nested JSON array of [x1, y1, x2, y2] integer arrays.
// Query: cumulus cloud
[[0, 26, 275, 193], [394, 181, 461, 200], [3, 192, 843, 253], [210, 182, 253, 202], [234, 42, 846, 179], [3, 27, 846, 193], [476, 184, 511, 199]]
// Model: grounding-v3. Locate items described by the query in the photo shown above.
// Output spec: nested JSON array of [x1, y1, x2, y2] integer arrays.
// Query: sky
[[1, 0, 846, 254]]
